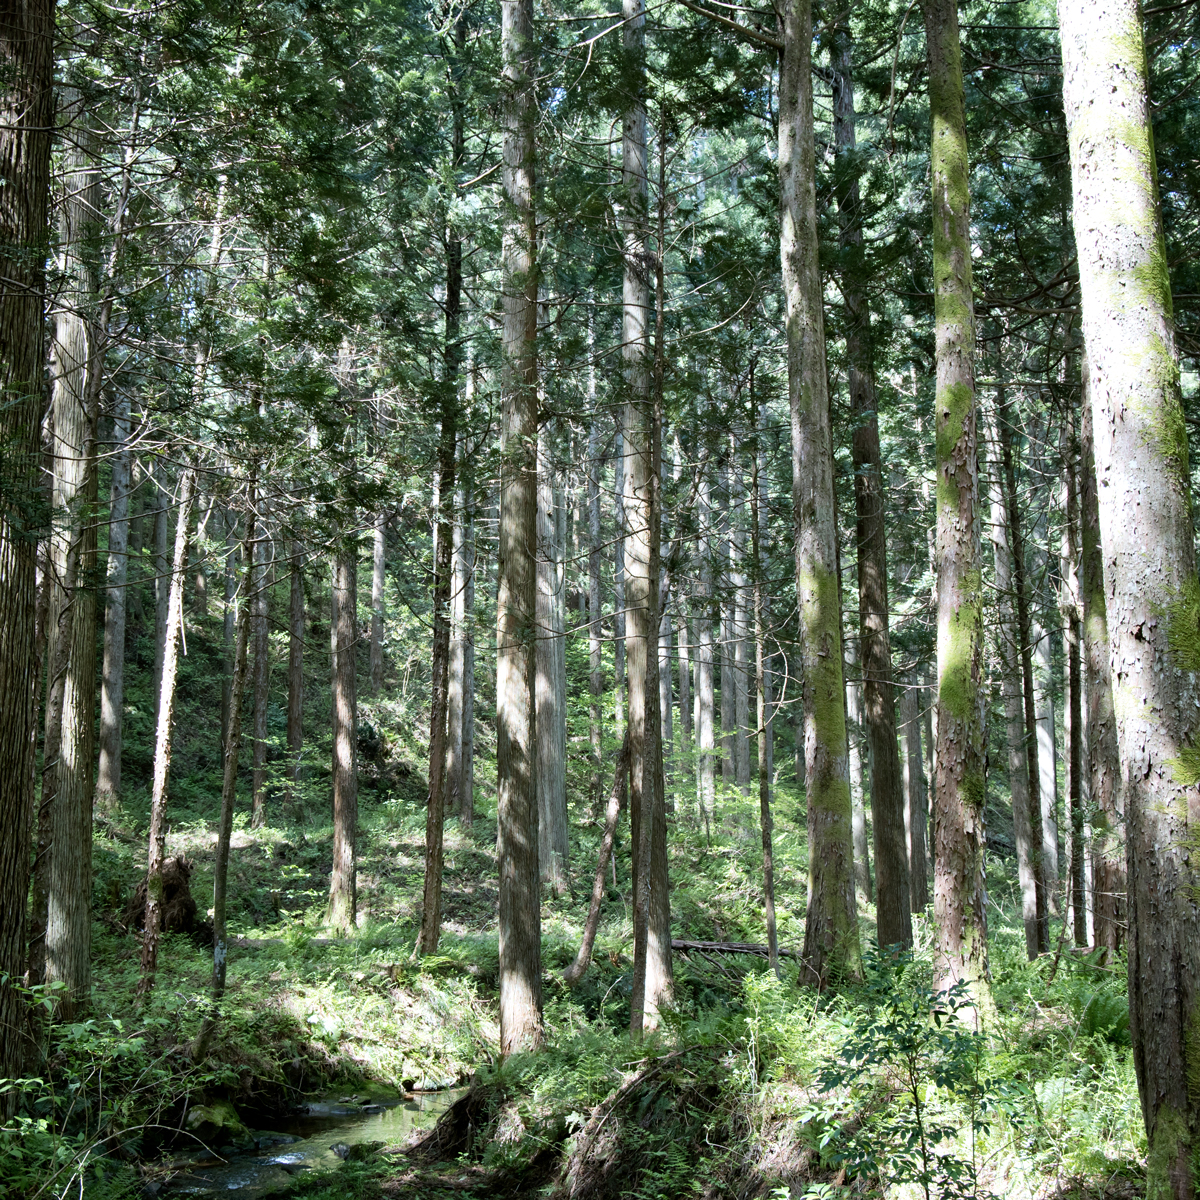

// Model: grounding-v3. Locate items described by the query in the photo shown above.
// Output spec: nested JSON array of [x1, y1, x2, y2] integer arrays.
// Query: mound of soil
[[124, 855, 205, 938]]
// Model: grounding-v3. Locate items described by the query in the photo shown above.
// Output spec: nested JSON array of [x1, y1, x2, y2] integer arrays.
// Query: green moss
[[938, 569, 982, 723], [1165, 576, 1200, 674], [1145, 1104, 1191, 1200], [800, 563, 848, 757]]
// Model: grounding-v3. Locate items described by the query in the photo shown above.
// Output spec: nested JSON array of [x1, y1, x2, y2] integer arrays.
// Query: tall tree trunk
[[1061, 2, 1200, 1183], [536, 423, 569, 894], [97, 393, 131, 807], [614, 425, 627, 737], [327, 541, 358, 934], [988, 409, 1040, 960], [497, 0, 543, 1054], [588, 404, 605, 810], [659, 599, 674, 803], [250, 522, 270, 828], [1079, 357, 1123, 959], [996, 382, 1047, 949], [448, 486, 467, 814], [369, 510, 386, 692], [729, 452, 750, 790], [460, 485, 476, 830], [845, 635, 872, 904], [192, 497, 255, 1063], [418, 169, 463, 953], [222, 510, 238, 742], [1033, 617, 1060, 926], [0, 1, 51, 1090], [831, 17, 910, 949], [901, 681, 929, 914], [779, 0, 860, 985], [287, 541, 304, 816], [40, 109, 102, 1018], [677, 599, 691, 750], [696, 464, 716, 829], [921, 0, 991, 1011], [140, 469, 196, 992], [622, 0, 670, 1035], [1060, 413, 1086, 945], [152, 465, 171, 719], [563, 731, 631, 985], [753, 413, 779, 978]]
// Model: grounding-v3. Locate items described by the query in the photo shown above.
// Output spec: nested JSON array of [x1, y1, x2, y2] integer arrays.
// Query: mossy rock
[[185, 1099, 251, 1149]]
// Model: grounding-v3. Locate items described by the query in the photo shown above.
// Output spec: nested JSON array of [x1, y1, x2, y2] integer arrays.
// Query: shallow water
[[162, 1090, 463, 1198]]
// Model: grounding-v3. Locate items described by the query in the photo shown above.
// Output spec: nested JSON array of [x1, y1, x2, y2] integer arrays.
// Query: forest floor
[[21, 763, 1144, 1200]]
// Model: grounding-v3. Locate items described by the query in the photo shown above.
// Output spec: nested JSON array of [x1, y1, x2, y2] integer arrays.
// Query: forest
[[1, 0, 1198, 1196]]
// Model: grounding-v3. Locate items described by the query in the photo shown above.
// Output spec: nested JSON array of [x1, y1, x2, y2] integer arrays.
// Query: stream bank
[[152, 1090, 464, 1199]]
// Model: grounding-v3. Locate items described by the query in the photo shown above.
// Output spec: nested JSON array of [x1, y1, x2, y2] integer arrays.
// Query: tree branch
[[675, 0, 783, 51]]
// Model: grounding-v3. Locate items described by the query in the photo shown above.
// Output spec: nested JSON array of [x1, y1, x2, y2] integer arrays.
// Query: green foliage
[[809, 952, 997, 1200]]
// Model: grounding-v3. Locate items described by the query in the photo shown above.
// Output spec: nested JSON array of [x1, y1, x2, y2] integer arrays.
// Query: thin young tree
[[97, 393, 132, 807], [1060, 0, 1200, 1186], [192, 496, 256, 1063], [140, 469, 197, 992]]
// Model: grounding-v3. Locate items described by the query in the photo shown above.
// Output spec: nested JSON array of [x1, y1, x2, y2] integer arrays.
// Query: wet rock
[[331, 1142, 352, 1160], [184, 1099, 250, 1150]]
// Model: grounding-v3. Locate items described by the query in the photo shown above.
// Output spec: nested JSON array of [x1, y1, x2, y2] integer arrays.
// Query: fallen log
[[670, 938, 801, 960]]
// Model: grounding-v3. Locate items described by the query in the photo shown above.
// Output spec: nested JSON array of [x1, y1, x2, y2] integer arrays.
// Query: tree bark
[[1060, 412, 1086, 945], [921, 0, 991, 1011], [996, 381, 1048, 950], [97, 393, 131, 806], [448, 487, 467, 814], [831, 19, 909, 949], [588, 401, 605, 811], [752, 419, 779, 978], [327, 541, 358, 933], [779, 0, 860, 985], [844, 638, 873, 902], [1033, 617, 1060, 927], [370, 509, 386, 692], [563, 731, 631, 985], [286, 541, 304, 814], [901, 681, 929, 914], [622, 0, 671, 1035], [536, 423, 569, 894], [222, 510, 238, 743], [193, 498, 255, 1063], [1060, 4, 1199, 1182], [418, 189, 462, 953], [2, 8, 52, 1079], [497, 0, 543, 1055], [845, 634, 872, 904], [696, 462, 716, 830], [39, 109, 102, 1017], [140, 469, 196, 992], [987, 408, 1040, 960], [1079, 359, 1123, 959], [729, 451, 750, 790], [152, 465, 172, 721], [250, 521, 270, 828]]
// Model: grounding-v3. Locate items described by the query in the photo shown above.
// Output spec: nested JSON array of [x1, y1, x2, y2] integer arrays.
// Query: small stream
[[160, 1091, 464, 1198]]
